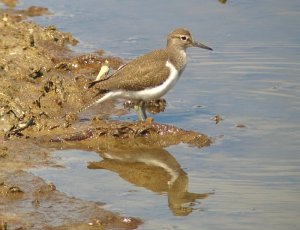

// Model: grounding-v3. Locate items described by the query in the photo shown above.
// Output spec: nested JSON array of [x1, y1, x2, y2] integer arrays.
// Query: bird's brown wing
[[94, 49, 171, 92], [87, 63, 128, 89]]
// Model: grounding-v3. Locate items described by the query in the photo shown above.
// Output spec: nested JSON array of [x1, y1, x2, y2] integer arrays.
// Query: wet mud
[[0, 2, 211, 229]]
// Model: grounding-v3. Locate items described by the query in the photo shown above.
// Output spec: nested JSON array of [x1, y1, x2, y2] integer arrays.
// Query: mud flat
[[0, 2, 210, 229]]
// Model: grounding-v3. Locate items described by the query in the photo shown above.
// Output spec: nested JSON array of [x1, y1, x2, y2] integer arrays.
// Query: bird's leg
[[134, 100, 147, 121]]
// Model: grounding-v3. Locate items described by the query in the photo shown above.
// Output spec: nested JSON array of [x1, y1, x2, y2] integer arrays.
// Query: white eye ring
[[180, 36, 188, 41]]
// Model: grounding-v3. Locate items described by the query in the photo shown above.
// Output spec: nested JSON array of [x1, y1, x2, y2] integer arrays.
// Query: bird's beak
[[192, 41, 213, 51]]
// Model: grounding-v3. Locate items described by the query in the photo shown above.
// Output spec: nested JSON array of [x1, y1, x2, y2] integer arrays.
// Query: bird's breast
[[128, 60, 179, 101]]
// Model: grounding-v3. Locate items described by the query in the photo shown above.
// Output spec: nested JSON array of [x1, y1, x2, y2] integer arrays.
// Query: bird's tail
[[86, 80, 100, 89], [86, 63, 127, 89], [86, 76, 110, 89], [78, 89, 109, 113]]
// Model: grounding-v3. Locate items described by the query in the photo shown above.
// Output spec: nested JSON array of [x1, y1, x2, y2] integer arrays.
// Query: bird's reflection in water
[[88, 145, 213, 216]]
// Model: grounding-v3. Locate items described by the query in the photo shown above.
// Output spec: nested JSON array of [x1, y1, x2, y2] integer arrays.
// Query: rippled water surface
[[12, 0, 300, 229]]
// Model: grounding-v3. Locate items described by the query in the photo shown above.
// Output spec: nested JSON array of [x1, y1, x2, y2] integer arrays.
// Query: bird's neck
[[166, 46, 187, 72]]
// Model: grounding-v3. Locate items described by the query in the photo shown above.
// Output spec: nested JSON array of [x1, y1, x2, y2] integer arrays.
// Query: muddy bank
[[0, 171, 141, 230], [0, 3, 210, 229]]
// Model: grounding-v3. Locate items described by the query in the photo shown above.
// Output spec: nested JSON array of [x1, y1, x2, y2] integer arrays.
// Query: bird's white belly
[[122, 60, 181, 101]]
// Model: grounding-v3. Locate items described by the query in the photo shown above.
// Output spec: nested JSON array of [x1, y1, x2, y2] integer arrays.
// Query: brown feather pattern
[[94, 49, 171, 92]]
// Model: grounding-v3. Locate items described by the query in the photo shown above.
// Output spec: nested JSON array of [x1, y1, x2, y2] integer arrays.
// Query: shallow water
[[12, 0, 300, 229]]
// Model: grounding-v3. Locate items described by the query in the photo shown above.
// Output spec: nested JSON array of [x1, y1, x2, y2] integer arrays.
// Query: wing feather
[[94, 49, 170, 92]]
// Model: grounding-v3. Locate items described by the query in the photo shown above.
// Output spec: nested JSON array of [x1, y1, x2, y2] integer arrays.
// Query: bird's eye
[[180, 36, 187, 41]]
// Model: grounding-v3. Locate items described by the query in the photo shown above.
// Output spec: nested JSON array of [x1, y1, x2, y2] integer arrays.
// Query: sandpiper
[[87, 28, 212, 120]]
